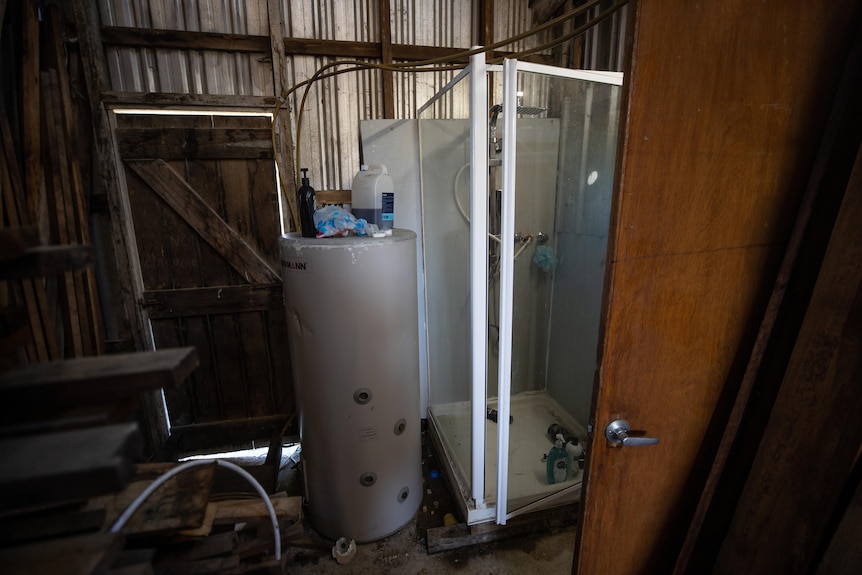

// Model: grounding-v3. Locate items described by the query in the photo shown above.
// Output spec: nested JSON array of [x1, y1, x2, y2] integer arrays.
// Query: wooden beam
[[22, 0, 42, 231], [211, 496, 301, 526], [266, 0, 298, 233], [0, 401, 140, 439], [315, 189, 352, 205], [0, 423, 140, 510], [47, 3, 105, 356], [427, 502, 578, 554], [97, 25, 552, 65], [70, 0, 145, 347], [480, 0, 494, 47], [126, 160, 280, 284], [89, 462, 215, 536], [100, 26, 269, 52], [0, 346, 199, 408], [0, 111, 59, 361], [0, 532, 125, 575], [380, 0, 395, 119], [142, 284, 284, 318], [0, 508, 106, 546], [115, 127, 275, 160], [102, 91, 277, 109], [0, 244, 93, 279], [72, 0, 167, 454], [161, 414, 293, 457], [530, 0, 571, 24], [42, 68, 85, 357], [282, 38, 541, 63]]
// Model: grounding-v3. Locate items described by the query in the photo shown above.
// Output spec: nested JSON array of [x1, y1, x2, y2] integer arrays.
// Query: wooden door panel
[[116, 113, 293, 441], [574, 1, 860, 573], [128, 160, 278, 284], [580, 246, 774, 573]]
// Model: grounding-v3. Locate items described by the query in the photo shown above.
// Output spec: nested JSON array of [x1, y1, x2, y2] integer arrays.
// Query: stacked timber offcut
[[0, 460, 301, 575], [0, 2, 103, 367]]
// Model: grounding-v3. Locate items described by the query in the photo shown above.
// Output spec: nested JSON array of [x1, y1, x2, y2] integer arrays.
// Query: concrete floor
[[276, 430, 579, 574]]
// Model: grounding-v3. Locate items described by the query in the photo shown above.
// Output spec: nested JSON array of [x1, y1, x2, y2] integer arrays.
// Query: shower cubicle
[[419, 54, 622, 525]]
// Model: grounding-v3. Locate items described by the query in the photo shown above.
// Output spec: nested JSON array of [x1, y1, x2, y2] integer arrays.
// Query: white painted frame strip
[[495, 58, 519, 525], [516, 60, 624, 86], [469, 50, 490, 507]]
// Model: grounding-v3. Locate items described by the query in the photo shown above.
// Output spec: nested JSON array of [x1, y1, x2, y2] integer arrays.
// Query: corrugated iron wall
[[98, 0, 273, 95], [97, 1, 610, 191]]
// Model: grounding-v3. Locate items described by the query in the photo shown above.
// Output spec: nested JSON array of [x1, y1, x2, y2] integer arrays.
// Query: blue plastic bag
[[310, 206, 357, 237]]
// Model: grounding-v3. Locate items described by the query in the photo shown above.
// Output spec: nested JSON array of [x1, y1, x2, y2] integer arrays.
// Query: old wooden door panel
[[573, 1, 859, 574], [116, 113, 292, 434], [127, 160, 278, 284], [714, 133, 862, 574]]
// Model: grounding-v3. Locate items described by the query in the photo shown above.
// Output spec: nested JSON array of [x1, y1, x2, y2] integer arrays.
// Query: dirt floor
[[282, 521, 577, 574], [276, 430, 579, 574]]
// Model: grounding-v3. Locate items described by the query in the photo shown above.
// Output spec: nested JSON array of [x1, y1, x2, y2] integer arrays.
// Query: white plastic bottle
[[351, 164, 394, 230]]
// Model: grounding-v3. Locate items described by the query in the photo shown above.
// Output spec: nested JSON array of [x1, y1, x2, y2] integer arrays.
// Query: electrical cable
[[491, 0, 629, 64], [270, 0, 627, 231], [109, 459, 282, 561], [291, 1, 625, 179]]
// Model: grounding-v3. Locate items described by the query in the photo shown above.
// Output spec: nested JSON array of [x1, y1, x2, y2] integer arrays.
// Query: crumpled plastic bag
[[312, 205, 379, 238]]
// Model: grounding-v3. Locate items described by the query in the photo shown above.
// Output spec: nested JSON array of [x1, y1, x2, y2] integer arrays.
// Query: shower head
[[489, 103, 547, 139], [489, 102, 547, 156], [515, 106, 547, 116]]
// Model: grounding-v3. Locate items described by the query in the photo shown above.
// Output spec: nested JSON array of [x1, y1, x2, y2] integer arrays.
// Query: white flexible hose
[[109, 459, 281, 561], [454, 162, 502, 245]]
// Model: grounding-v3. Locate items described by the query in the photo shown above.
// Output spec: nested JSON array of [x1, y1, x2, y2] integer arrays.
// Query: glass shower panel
[[504, 67, 622, 517], [419, 66, 479, 508], [420, 57, 623, 524]]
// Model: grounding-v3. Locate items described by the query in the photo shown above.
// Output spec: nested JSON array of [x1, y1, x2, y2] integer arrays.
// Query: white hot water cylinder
[[279, 229, 421, 542]]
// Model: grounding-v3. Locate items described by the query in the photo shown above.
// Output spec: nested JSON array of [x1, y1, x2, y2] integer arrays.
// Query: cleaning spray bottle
[[297, 168, 316, 238], [546, 433, 569, 485], [566, 437, 584, 480]]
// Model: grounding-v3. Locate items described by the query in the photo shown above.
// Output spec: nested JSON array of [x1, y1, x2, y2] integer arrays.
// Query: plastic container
[[297, 168, 317, 238], [546, 434, 569, 484], [351, 164, 394, 230]]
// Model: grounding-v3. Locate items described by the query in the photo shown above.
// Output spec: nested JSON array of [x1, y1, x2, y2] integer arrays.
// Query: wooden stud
[[0, 346, 199, 408], [21, 0, 43, 234], [266, 0, 299, 232], [0, 111, 58, 362], [42, 70, 84, 357], [46, 3, 104, 355], [380, 0, 395, 119]]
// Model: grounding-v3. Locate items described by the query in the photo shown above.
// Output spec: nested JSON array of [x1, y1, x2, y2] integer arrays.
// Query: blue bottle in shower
[[546, 434, 569, 484]]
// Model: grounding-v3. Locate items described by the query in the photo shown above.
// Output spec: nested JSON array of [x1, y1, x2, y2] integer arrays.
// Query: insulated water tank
[[279, 229, 421, 543]]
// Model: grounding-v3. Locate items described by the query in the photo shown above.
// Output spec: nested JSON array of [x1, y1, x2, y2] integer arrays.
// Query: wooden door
[[114, 113, 294, 453], [572, 1, 860, 573]]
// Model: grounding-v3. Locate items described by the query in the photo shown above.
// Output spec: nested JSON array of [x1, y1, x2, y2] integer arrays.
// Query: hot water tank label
[[281, 258, 310, 272], [358, 427, 378, 442]]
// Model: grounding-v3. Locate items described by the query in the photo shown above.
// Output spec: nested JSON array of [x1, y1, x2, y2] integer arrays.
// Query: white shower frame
[[419, 53, 623, 525]]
